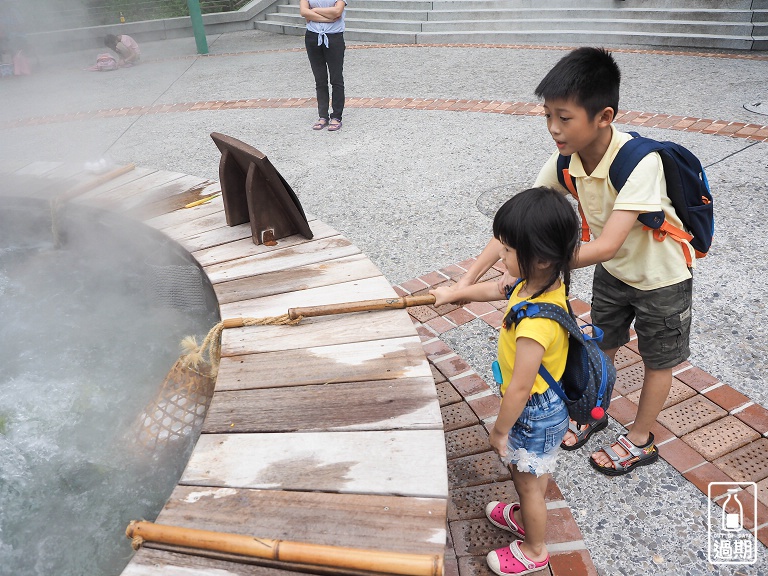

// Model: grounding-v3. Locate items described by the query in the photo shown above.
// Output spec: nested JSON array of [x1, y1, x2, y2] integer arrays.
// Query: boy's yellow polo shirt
[[535, 125, 693, 291]]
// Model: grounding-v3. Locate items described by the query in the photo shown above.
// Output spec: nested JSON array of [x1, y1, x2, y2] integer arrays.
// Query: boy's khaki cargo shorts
[[590, 264, 692, 370]]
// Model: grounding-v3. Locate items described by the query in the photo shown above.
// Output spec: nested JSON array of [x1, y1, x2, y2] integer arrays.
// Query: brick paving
[[394, 258, 768, 576]]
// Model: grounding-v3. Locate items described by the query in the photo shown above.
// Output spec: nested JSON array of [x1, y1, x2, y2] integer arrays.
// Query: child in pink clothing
[[104, 34, 140, 67]]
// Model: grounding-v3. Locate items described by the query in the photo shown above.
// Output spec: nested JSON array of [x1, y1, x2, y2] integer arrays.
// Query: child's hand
[[496, 272, 517, 297], [429, 286, 455, 307], [489, 427, 508, 459]]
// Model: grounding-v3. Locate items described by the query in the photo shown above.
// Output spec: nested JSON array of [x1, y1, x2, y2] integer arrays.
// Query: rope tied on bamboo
[[181, 314, 304, 378]]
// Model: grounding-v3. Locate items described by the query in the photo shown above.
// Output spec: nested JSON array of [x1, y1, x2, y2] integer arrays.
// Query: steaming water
[[0, 197, 220, 575]]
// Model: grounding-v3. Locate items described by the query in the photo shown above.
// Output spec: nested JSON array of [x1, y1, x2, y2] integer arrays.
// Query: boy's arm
[[489, 337, 545, 457], [312, 0, 345, 19], [454, 238, 502, 289], [430, 279, 504, 307], [572, 209, 640, 268], [299, 0, 334, 21]]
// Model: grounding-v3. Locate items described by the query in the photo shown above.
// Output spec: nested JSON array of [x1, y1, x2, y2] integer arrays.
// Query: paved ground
[[1, 29, 767, 575]]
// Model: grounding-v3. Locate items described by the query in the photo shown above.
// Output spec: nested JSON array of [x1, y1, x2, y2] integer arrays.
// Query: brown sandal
[[328, 119, 342, 132], [312, 118, 328, 130]]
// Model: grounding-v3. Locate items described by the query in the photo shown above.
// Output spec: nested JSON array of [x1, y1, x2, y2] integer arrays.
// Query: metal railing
[[3, 0, 253, 34]]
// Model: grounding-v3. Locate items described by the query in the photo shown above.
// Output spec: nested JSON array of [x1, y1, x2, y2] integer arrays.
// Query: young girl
[[104, 33, 141, 67], [431, 186, 580, 576]]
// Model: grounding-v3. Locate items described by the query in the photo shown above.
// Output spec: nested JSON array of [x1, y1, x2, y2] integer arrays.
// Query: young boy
[[456, 47, 694, 476]]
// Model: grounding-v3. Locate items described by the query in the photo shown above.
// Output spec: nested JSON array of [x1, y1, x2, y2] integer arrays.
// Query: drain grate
[[436, 381, 462, 407], [626, 377, 696, 409], [441, 402, 480, 432], [447, 451, 512, 489], [614, 346, 642, 370], [714, 438, 768, 483], [448, 480, 518, 522], [657, 395, 727, 436], [445, 424, 491, 460], [614, 363, 645, 395], [681, 416, 760, 460], [450, 518, 516, 557]]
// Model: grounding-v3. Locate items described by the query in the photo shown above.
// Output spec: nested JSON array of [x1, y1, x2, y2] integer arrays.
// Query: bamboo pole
[[288, 294, 436, 320], [126, 521, 443, 576], [55, 163, 136, 203]]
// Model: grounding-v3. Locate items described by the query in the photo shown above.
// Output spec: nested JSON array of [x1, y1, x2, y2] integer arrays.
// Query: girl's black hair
[[104, 34, 118, 50], [534, 47, 620, 119], [492, 186, 580, 300]]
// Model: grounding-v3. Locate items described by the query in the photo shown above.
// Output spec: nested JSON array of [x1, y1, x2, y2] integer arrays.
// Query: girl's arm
[[299, 0, 334, 22], [454, 238, 502, 289], [312, 0, 345, 19], [430, 278, 504, 307], [117, 43, 138, 64], [489, 337, 545, 457]]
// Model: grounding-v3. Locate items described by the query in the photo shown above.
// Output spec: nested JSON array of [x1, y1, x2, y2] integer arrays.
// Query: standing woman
[[300, 0, 347, 131]]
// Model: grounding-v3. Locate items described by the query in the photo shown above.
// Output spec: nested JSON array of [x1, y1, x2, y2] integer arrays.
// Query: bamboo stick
[[288, 294, 436, 320], [126, 521, 443, 576], [55, 163, 136, 203]]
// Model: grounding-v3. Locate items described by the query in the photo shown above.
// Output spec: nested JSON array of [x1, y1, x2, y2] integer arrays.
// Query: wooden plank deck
[[0, 163, 447, 575]]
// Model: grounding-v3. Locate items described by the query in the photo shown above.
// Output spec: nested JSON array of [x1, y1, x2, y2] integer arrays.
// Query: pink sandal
[[485, 501, 525, 538], [486, 540, 549, 576], [328, 118, 342, 132]]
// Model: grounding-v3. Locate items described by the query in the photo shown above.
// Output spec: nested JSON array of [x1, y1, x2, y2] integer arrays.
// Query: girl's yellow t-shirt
[[498, 281, 570, 396]]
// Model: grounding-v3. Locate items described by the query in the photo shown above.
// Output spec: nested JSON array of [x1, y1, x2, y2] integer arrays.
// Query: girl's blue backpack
[[502, 298, 616, 426]]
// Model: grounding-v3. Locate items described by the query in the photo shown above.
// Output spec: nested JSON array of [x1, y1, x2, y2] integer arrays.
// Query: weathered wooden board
[[157, 486, 446, 553], [72, 166, 157, 200], [215, 336, 431, 391], [193, 219, 334, 269], [181, 430, 449, 498], [203, 376, 441, 433], [219, 276, 396, 319], [124, 178, 219, 220], [180, 221, 255, 253], [82, 170, 188, 204], [88, 174, 209, 215], [14, 160, 63, 177], [214, 254, 382, 305], [221, 309, 418, 356], [205, 236, 360, 284], [0, 159, 31, 174], [123, 548, 309, 576], [143, 194, 224, 232]]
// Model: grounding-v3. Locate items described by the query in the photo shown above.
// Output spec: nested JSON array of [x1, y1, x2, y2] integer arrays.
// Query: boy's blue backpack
[[556, 131, 714, 266], [496, 281, 616, 426]]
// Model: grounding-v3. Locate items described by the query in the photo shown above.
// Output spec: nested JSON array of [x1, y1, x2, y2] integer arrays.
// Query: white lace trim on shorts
[[502, 447, 559, 477]]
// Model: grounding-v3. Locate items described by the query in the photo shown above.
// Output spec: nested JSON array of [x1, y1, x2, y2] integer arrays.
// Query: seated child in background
[[431, 186, 580, 576], [104, 33, 141, 66]]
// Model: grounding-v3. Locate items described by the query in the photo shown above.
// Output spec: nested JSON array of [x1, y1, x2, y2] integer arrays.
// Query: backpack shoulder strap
[[609, 131, 664, 192], [556, 154, 571, 189]]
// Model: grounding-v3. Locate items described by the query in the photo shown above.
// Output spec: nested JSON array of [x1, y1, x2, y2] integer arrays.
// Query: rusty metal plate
[[447, 451, 511, 489], [657, 395, 727, 436], [614, 347, 642, 370], [441, 402, 480, 432], [437, 381, 462, 408], [614, 362, 645, 396], [714, 438, 768, 483], [681, 416, 760, 460], [448, 480, 518, 522], [445, 425, 490, 460], [626, 377, 697, 409]]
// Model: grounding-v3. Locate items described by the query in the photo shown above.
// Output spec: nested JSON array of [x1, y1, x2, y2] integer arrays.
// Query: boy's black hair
[[104, 34, 118, 49], [534, 47, 620, 119], [493, 187, 580, 300]]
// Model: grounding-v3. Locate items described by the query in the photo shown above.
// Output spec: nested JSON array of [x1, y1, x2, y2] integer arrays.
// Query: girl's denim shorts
[[503, 387, 568, 477]]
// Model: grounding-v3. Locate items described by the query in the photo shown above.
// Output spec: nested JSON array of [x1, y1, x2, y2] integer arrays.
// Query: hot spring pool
[[0, 196, 220, 575]]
